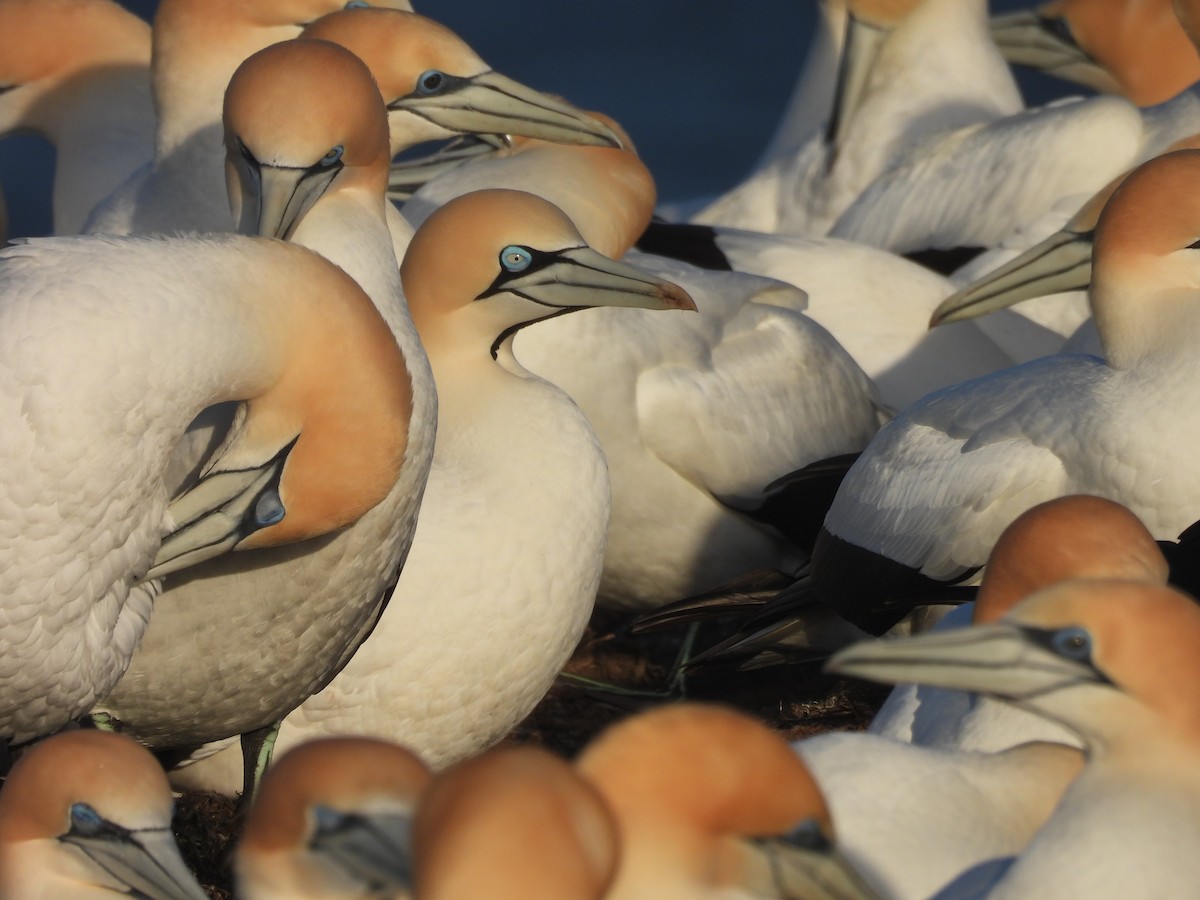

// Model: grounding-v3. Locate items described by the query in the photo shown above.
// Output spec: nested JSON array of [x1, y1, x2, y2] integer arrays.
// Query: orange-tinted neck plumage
[[975, 496, 1168, 623]]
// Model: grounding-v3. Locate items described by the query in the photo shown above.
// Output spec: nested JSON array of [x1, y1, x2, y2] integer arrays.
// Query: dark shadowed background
[[0, 0, 1069, 238]]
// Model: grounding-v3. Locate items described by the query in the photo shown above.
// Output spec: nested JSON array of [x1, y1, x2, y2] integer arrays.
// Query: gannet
[[809, 149, 1200, 635], [0, 0, 154, 235], [991, 0, 1200, 106], [576, 703, 879, 899], [83, 0, 412, 236], [794, 733, 1083, 899], [0, 730, 207, 899], [931, 133, 1200, 357], [830, 579, 1200, 897], [299, 5, 621, 265], [96, 38, 435, 772], [870, 495, 1167, 750], [0, 232, 411, 744], [828, 0, 1200, 263], [696, 0, 1023, 237], [235, 737, 431, 899], [171, 188, 694, 794], [412, 746, 619, 900], [100, 18, 622, 777], [401, 121, 895, 609]]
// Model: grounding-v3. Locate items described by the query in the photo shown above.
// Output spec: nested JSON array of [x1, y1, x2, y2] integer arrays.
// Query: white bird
[[697, 0, 1023, 238], [575, 703, 879, 900], [171, 187, 694, 795], [235, 736, 432, 900], [871, 495, 1168, 751], [412, 746, 619, 900], [402, 121, 892, 609], [0, 730, 208, 899], [100, 17, 624, 783], [828, 0, 1200, 264], [96, 37, 436, 770], [930, 132, 1200, 362], [0, 231, 411, 745], [794, 732, 1083, 899], [84, 0, 412, 236], [0, 0, 154, 235], [408, 121, 1021, 410], [830, 579, 1200, 897], [806, 149, 1200, 636]]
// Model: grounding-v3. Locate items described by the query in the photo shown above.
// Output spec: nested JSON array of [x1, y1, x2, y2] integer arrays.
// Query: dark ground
[[171, 615, 890, 898]]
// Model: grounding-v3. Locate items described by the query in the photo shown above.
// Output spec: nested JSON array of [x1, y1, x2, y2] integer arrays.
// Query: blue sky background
[[1, 0, 1068, 237]]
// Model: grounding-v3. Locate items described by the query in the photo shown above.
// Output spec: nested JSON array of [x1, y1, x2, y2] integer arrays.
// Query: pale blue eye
[[319, 145, 344, 168], [1052, 626, 1092, 661], [343, 1, 370, 9], [70, 803, 105, 836], [255, 489, 285, 527], [417, 70, 446, 95], [500, 246, 532, 272]]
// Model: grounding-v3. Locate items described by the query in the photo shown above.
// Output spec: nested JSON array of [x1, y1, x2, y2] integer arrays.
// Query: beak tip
[[662, 284, 698, 312]]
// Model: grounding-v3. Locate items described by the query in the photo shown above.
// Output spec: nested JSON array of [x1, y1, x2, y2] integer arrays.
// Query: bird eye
[[254, 489, 286, 527], [500, 246, 533, 273], [417, 70, 446, 95], [343, 1, 370, 8], [1051, 626, 1092, 661], [69, 803, 105, 836], [319, 145, 344, 168]]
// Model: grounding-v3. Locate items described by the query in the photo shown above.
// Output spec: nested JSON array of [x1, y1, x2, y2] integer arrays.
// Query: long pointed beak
[[145, 438, 296, 581], [310, 806, 415, 892], [238, 162, 342, 241], [389, 70, 622, 148], [826, 624, 1108, 701], [387, 134, 505, 204], [60, 826, 209, 900], [825, 13, 890, 154], [930, 228, 1094, 326], [989, 10, 1119, 95], [483, 245, 697, 312], [741, 821, 881, 900]]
